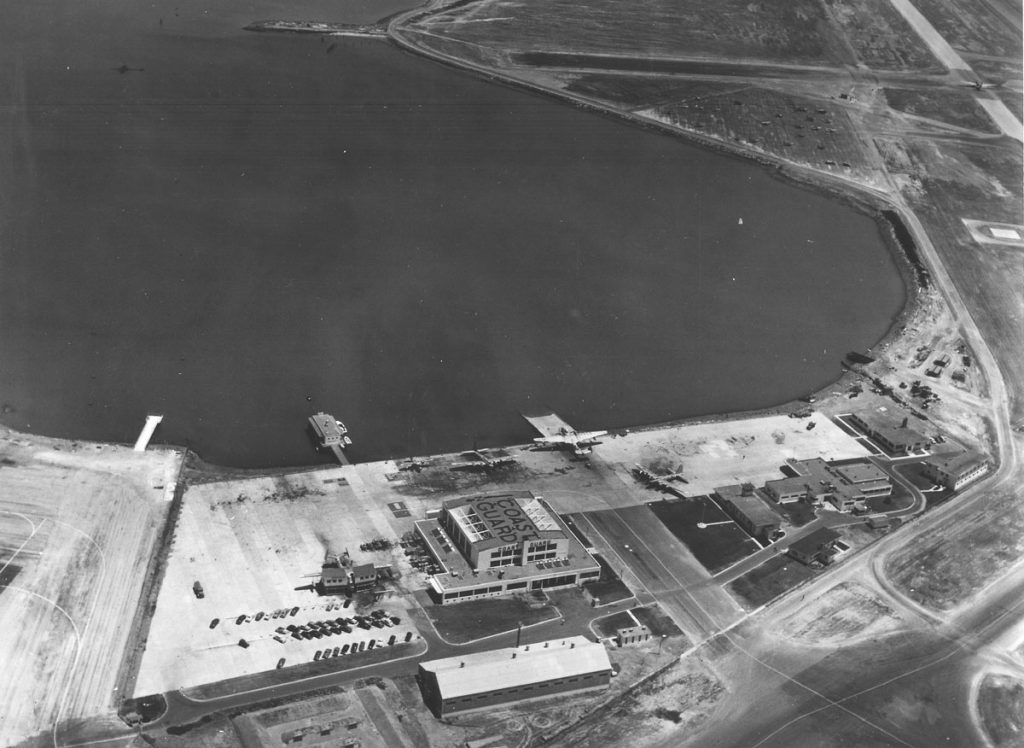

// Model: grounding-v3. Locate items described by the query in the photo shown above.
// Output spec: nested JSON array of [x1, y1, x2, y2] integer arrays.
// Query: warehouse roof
[[420, 636, 610, 700], [714, 485, 780, 527], [831, 461, 889, 485], [925, 450, 988, 477]]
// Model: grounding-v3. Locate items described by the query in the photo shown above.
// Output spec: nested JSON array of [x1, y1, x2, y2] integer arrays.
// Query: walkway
[[133, 415, 163, 451]]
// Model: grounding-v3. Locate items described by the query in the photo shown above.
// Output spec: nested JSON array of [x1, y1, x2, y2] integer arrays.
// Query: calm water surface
[[0, 0, 905, 466]]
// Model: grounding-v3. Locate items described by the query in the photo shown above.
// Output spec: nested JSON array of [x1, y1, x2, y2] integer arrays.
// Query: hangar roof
[[420, 636, 611, 700]]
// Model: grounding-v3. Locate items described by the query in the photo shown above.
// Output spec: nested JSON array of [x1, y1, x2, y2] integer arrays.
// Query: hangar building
[[417, 636, 612, 716]]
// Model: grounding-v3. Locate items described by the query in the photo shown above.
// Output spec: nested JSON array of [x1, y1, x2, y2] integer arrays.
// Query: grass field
[[630, 604, 683, 638], [978, 673, 1024, 747], [643, 84, 879, 183], [412, 0, 838, 62], [594, 610, 636, 638], [883, 88, 1000, 133], [822, 0, 942, 70], [729, 555, 818, 609], [911, 0, 1023, 59], [649, 498, 760, 573], [421, 594, 559, 643], [583, 553, 634, 604]]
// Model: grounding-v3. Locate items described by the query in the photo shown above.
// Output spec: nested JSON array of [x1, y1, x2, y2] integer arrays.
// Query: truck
[[193, 581, 204, 599]]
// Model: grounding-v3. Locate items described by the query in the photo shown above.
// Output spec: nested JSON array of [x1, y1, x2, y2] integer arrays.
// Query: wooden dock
[[134, 415, 163, 451]]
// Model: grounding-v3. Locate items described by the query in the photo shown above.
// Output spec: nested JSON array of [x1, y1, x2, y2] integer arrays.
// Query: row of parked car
[[272, 610, 402, 643], [210, 599, 358, 630], [313, 631, 414, 661]]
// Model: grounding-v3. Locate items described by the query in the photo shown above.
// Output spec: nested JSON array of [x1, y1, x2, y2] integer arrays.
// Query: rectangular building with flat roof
[[788, 527, 841, 565], [763, 458, 890, 513], [416, 492, 601, 604], [440, 492, 569, 569], [714, 484, 780, 542], [848, 412, 929, 456], [418, 636, 611, 716], [923, 451, 990, 490]]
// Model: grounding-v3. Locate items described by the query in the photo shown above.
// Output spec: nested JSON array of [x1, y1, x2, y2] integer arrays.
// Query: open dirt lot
[[0, 430, 180, 746], [596, 413, 871, 498], [134, 464, 425, 695], [779, 581, 906, 646], [232, 683, 419, 748], [549, 654, 725, 747], [885, 481, 1024, 612]]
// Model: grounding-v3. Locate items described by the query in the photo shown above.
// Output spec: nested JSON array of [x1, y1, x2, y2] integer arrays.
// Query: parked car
[[341, 644, 350, 655], [314, 650, 322, 661], [276, 658, 286, 669], [209, 618, 220, 629]]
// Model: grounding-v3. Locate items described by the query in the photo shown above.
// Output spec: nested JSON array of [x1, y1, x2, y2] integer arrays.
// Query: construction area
[[0, 429, 181, 747]]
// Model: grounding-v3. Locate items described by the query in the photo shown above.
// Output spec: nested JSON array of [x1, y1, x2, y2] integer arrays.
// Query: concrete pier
[[328, 444, 350, 465], [523, 412, 575, 438], [134, 415, 163, 451]]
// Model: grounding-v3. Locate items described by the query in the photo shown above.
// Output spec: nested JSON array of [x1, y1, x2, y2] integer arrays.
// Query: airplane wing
[[533, 430, 607, 448]]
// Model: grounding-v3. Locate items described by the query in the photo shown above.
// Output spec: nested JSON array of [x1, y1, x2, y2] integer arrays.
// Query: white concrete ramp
[[134, 415, 163, 451], [523, 412, 575, 438]]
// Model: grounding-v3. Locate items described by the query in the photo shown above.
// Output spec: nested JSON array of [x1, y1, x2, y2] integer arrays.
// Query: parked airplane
[[964, 79, 1003, 90], [532, 427, 608, 457]]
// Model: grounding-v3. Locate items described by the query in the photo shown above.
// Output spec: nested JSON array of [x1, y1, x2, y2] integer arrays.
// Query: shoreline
[[0, 9, 925, 476]]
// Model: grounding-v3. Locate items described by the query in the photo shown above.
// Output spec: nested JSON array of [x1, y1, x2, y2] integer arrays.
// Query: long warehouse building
[[418, 636, 612, 716]]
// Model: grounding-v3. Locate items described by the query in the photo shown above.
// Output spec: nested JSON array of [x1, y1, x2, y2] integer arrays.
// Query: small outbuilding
[[787, 527, 841, 566], [616, 624, 652, 647]]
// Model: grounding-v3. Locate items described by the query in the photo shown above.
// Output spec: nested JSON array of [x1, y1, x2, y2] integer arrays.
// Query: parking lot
[[134, 465, 427, 695]]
